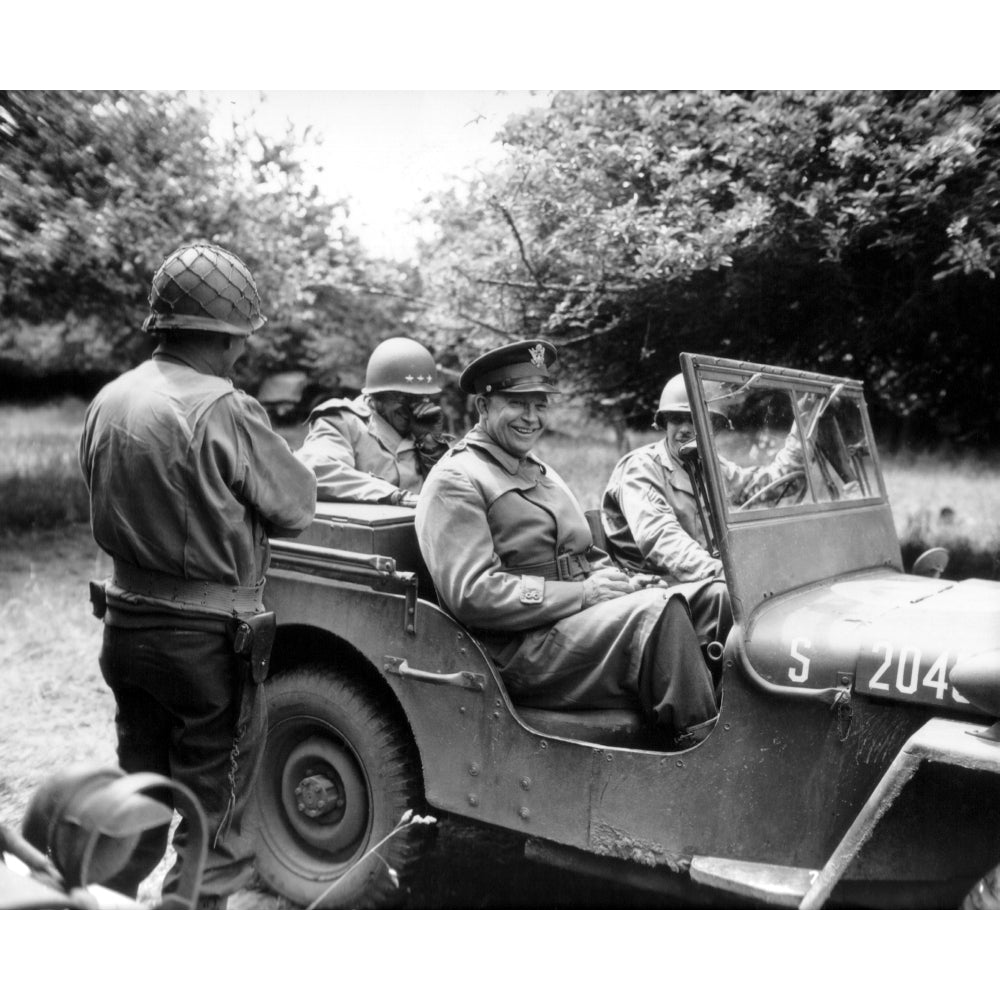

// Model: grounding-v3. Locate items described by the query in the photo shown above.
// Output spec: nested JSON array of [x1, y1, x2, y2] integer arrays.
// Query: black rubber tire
[[252, 664, 425, 908], [963, 863, 1000, 909]]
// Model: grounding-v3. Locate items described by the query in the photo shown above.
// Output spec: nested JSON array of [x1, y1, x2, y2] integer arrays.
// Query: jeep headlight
[[950, 649, 1000, 718]]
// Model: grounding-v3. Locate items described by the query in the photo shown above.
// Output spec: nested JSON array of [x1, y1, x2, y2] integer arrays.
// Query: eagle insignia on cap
[[529, 343, 547, 369]]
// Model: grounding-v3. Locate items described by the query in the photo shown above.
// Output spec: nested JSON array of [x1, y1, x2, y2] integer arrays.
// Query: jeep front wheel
[[252, 664, 425, 908]]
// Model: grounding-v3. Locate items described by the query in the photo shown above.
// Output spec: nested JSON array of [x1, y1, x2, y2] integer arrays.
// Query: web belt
[[512, 552, 592, 582], [111, 561, 265, 616]]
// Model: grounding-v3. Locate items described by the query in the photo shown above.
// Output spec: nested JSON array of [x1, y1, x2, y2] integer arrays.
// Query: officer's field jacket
[[80, 350, 316, 600], [415, 426, 614, 636], [296, 396, 423, 503]]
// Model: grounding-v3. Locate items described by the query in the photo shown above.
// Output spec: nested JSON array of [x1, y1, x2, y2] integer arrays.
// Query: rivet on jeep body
[[468, 794, 478, 807], [519, 807, 530, 821], [469, 763, 480, 776], [520, 777, 531, 790]]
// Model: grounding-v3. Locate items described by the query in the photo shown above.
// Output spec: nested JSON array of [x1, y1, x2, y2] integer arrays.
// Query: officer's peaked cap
[[460, 340, 561, 395]]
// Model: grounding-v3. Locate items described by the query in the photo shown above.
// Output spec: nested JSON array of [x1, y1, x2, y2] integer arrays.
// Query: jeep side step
[[689, 856, 817, 908]]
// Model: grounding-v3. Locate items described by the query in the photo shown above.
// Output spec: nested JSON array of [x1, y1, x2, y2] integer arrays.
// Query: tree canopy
[[418, 90, 1000, 447], [0, 90, 414, 394]]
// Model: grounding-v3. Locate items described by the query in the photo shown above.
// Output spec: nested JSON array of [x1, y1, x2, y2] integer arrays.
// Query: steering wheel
[[737, 469, 807, 511]]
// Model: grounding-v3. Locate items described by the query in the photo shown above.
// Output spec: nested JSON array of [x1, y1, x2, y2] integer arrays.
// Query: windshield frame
[[683, 357, 886, 528]]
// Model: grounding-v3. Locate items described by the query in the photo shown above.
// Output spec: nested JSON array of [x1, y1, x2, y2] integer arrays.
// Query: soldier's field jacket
[[297, 396, 423, 503], [601, 434, 803, 584], [80, 349, 316, 620]]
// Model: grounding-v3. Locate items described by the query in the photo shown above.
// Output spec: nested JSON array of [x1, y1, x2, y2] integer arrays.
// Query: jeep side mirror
[[912, 547, 949, 579]]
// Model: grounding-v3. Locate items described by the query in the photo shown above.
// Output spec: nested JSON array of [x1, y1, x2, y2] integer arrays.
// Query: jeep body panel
[[264, 548, 1000, 903], [744, 571, 1000, 714]]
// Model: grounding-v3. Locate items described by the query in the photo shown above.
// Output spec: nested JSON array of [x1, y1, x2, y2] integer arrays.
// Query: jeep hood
[[743, 572, 1000, 716]]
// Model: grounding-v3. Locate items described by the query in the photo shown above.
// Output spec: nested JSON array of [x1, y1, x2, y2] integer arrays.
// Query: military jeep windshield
[[694, 366, 884, 518]]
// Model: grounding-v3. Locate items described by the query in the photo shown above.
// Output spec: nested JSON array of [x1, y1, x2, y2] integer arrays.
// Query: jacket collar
[[655, 437, 694, 493], [369, 408, 414, 453]]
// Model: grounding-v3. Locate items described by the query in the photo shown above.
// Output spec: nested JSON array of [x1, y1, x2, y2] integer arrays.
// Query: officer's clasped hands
[[582, 567, 640, 607]]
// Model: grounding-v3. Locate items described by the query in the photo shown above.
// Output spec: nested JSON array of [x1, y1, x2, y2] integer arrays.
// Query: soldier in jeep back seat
[[296, 337, 452, 507]]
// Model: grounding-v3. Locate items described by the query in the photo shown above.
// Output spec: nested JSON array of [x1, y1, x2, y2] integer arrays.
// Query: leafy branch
[[305, 809, 437, 910]]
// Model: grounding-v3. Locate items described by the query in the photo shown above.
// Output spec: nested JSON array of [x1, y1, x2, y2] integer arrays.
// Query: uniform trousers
[[671, 578, 734, 650], [98, 624, 265, 904], [494, 588, 718, 736]]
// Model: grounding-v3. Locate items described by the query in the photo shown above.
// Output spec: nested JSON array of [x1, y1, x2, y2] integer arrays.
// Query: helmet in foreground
[[143, 243, 266, 337], [364, 338, 441, 396]]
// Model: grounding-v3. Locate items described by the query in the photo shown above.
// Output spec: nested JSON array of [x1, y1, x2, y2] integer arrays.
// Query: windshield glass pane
[[697, 372, 882, 515]]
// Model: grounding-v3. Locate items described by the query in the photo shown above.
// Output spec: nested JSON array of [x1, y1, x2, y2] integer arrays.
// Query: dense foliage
[[0, 90, 414, 395], [419, 91, 1000, 447]]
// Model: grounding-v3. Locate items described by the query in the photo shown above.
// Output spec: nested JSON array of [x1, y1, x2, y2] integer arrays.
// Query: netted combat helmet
[[654, 373, 728, 428], [142, 243, 266, 337], [363, 338, 441, 396]]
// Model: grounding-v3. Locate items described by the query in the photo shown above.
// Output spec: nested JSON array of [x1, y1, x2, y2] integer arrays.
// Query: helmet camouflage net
[[143, 243, 266, 337]]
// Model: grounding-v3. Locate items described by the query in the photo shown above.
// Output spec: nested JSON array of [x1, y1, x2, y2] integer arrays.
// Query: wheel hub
[[277, 735, 369, 854], [295, 773, 343, 819]]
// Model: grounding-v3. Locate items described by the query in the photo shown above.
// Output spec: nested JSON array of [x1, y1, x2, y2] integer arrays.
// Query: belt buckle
[[555, 553, 572, 580]]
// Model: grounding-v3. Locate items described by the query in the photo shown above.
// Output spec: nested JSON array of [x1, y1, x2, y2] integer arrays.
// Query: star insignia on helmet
[[405, 375, 415, 382], [529, 343, 547, 369]]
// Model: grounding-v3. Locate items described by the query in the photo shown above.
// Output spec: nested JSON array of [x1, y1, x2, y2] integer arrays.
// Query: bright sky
[[198, 90, 554, 261]]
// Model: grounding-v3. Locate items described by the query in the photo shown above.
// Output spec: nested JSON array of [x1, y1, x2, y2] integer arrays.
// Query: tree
[[0, 90, 415, 395], [418, 91, 1000, 447]]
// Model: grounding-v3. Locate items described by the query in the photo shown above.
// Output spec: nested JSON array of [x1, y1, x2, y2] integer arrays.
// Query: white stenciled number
[[789, 636, 811, 683], [922, 652, 949, 700], [896, 647, 921, 694], [869, 641, 893, 691]]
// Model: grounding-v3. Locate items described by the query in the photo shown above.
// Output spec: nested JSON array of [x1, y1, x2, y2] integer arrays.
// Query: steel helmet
[[143, 243, 266, 337], [654, 374, 728, 428], [363, 338, 441, 395]]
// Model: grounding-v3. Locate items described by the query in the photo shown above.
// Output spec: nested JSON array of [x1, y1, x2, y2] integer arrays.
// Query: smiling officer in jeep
[[415, 341, 719, 747]]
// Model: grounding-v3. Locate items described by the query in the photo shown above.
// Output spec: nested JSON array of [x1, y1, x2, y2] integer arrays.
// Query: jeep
[[250, 353, 1000, 909]]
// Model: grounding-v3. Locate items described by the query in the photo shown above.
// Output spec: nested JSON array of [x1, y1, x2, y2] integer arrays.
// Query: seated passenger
[[601, 374, 807, 646], [415, 341, 719, 747], [297, 337, 452, 506]]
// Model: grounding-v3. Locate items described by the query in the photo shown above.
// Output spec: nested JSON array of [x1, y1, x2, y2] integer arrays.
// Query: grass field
[[2, 397, 999, 565]]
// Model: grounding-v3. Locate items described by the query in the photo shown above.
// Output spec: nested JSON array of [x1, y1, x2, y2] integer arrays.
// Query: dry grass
[[0, 525, 116, 822], [0, 398, 91, 530]]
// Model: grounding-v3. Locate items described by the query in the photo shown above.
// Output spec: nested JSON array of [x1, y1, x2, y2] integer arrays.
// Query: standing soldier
[[296, 337, 451, 506], [415, 341, 719, 747], [79, 243, 316, 909]]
